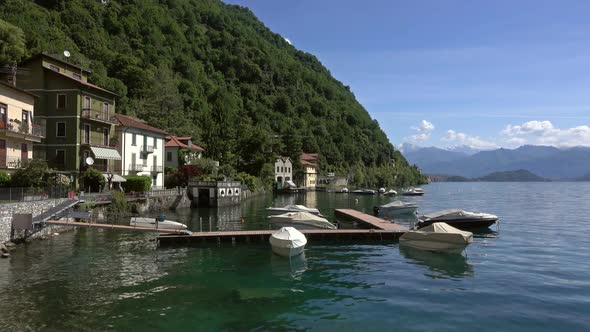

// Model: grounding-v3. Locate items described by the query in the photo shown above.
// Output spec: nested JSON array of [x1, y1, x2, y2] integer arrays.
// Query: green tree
[[0, 19, 26, 67], [81, 168, 105, 192], [10, 160, 50, 188]]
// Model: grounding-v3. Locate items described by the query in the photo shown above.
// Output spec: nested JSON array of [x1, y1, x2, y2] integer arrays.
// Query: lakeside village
[[0, 53, 495, 258]]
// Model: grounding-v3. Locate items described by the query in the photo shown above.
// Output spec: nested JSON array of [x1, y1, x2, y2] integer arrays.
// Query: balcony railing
[[141, 145, 154, 154], [128, 164, 145, 172], [151, 165, 163, 173], [85, 163, 121, 173], [0, 121, 46, 139], [0, 156, 31, 169], [79, 134, 117, 148], [81, 108, 117, 124]]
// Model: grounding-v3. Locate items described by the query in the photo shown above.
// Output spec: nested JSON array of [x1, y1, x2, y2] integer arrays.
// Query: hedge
[[122, 175, 151, 192]]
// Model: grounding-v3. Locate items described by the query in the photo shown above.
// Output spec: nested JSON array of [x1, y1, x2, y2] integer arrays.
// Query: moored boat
[[374, 200, 418, 216], [269, 227, 307, 257], [269, 211, 337, 230], [266, 204, 322, 216], [384, 189, 398, 196], [351, 189, 376, 195], [401, 187, 425, 196], [400, 222, 473, 254], [130, 216, 188, 230], [417, 209, 498, 230]]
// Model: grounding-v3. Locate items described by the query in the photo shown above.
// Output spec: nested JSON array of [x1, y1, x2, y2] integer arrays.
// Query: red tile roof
[[114, 114, 169, 135], [301, 153, 319, 161], [165, 135, 204, 151], [301, 160, 317, 167]]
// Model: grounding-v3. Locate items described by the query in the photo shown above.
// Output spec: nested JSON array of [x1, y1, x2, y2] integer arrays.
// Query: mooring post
[[200, 217, 202, 232]]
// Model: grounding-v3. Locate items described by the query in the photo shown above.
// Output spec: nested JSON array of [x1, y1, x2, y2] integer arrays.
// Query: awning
[[103, 174, 127, 182], [90, 147, 121, 160]]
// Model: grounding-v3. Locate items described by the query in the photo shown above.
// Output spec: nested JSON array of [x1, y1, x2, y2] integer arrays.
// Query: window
[[152, 175, 157, 186], [276, 166, 279, 173], [153, 136, 157, 148], [103, 128, 109, 146], [55, 149, 65, 165], [103, 103, 109, 117], [72, 73, 82, 80], [57, 94, 66, 109], [153, 155, 157, 169], [83, 124, 90, 144], [132, 133, 136, 146], [56, 122, 66, 137], [49, 65, 60, 72], [22, 111, 29, 125], [84, 96, 91, 110], [166, 151, 172, 162]]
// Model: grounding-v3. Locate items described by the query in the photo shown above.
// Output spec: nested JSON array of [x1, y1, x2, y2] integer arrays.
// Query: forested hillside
[[0, 0, 423, 186]]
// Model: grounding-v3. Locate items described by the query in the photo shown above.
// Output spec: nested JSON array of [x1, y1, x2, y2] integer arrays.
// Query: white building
[[274, 157, 293, 189], [164, 135, 204, 169], [114, 114, 167, 188]]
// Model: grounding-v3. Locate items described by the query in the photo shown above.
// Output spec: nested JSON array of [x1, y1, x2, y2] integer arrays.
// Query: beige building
[[300, 153, 319, 190], [274, 156, 293, 189], [0, 82, 45, 173]]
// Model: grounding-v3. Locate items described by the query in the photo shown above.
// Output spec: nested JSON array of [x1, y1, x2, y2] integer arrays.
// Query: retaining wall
[[0, 198, 70, 243]]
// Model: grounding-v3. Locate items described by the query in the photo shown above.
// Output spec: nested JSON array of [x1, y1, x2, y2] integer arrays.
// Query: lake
[[1, 182, 589, 331]]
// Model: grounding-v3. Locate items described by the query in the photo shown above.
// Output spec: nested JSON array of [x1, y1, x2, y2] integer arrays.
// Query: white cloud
[[405, 120, 434, 143], [284, 38, 292, 45], [501, 120, 590, 147], [443, 130, 499, 150]]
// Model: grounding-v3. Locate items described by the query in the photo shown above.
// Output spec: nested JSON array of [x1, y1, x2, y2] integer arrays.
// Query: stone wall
[[0, 198, 70, 243], [134, 190, 192, 213]]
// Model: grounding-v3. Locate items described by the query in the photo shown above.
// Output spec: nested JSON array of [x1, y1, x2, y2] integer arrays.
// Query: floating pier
[[45, 220, 189, 234], [334, 209, 408, 231], [157, 209, 408, 246]]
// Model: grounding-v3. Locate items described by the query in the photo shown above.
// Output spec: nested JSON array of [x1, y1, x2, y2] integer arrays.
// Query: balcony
[[151, 165, 163, 173], [128, 164, 145, 172], [79, 135, 117, 148], [0, 156, 31, 169], [141, 145, 154, 154], [0, 121, 46, 142], [81, 108, 117, 124]]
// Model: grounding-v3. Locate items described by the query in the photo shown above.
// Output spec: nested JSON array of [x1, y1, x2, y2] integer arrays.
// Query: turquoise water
[[1, 182, 589, 331]]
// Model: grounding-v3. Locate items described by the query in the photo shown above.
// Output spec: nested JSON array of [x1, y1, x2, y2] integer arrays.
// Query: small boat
[[374, 200, 418, 216], [269, 211, 337, 230], [340, 188, 349, 193], [384, 189, 398, 196], [269, 227, 307, 257], [266, 204, 322, 216], [130, 215, 187, 230], [351, 189, 376, 195], [400, 222, 473, 254], [417, 209, 498, 230], [378, 187, 386, 194], [401, 187, 425, 196]]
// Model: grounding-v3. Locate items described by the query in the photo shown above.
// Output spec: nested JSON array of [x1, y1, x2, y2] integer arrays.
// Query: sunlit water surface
[[1, 182, 589, 331]]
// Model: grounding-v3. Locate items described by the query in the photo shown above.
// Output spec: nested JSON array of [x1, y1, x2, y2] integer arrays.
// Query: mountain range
[[404, 145, 590, 180]]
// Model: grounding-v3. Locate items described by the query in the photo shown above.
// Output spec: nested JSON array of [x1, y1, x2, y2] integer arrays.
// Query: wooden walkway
[[45, 220, 190, 234], [334, 209, 408, 231], [157, 228, 404, 246]]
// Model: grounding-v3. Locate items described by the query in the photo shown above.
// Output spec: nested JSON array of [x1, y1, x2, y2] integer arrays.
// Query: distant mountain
[[477, 169, 549, 182], [414, 145, 590, 180], [575, 173, 590, 181], [446, 145, 482, 155]]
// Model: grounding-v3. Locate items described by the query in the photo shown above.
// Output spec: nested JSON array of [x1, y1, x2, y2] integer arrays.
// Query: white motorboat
[[374, 200, 418, 217], [130, 216, 187, 230], [417, 209, 498, 230], [269, 227, 307, 257], [268, 211, 337, 230], [378, 187, 386, 194], [384, 189, 398, 196], [340, 188, 349, 193], [266, 204, 322, 216], [400, 222, 473, 254], [401, 187, 425, 196], [351, 189, 376, 195]]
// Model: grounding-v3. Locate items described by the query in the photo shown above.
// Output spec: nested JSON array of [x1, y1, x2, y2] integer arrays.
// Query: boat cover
[[270, 211, 336, 229], [422, 209, 496, 221], [270, 227, 307, 249], [285, 180, 297, 188], [380, 200, 417, 208], [401, 222, 473, 244]]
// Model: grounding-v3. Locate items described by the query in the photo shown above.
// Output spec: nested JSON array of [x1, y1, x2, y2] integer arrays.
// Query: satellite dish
[[63, 50, 71, 58], [86, 157, 94, 166]]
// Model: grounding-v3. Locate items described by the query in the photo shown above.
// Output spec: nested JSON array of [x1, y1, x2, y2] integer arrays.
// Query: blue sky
[[225, 0, 590, 149]]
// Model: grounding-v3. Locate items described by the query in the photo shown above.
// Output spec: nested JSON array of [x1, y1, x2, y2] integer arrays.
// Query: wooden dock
[[157, 228, 404, 246], [334, 209, 408, 231], [45, 220, 189, 234]]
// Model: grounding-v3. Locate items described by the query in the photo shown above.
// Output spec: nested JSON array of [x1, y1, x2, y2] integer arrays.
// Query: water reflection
[[270, 251, 308, 278], [399, 245, 474, 279]]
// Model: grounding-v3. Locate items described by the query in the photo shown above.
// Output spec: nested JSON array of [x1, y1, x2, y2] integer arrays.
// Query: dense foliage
[[1, 0, 424, 186], [122, 175, 152, 192], [81, 167, 105, 192], [9, 160, 51, 188], [0, 171, 10, 188]]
